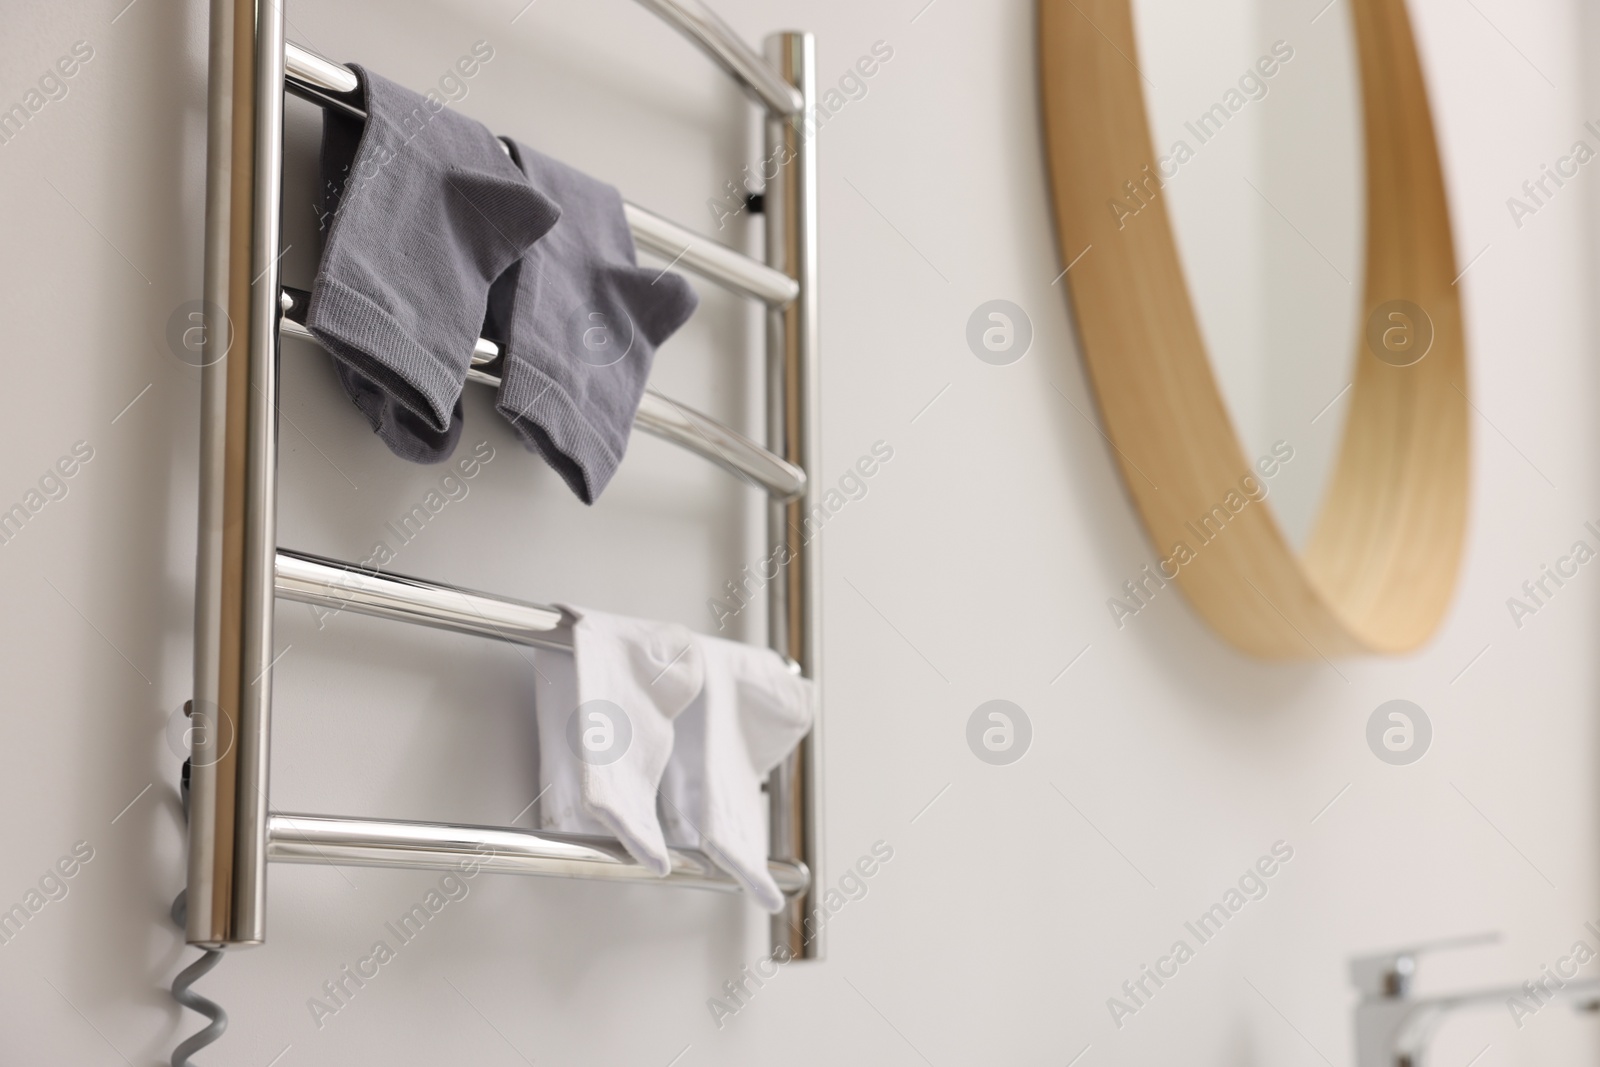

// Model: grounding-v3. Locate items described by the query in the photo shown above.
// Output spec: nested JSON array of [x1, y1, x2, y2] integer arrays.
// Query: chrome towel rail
[[632, 0, 803, 115], [275, 548, 570, 649], [760, 32, 821, 959], [188, 0, 285, 953], [274, 548, 808, 673], [282, 41, 355, 93], [278, 288, 807, 500], [631, 391, 805, 499], [282, 41, 798, 308], [281, 0, 802, 119], [269, 813, 809, 894], [624, 202, 799, 306], [188, 0, 821, 970]]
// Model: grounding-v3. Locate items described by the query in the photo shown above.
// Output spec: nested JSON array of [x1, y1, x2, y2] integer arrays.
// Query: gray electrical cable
[[168, 891, 227, 1067], [169, 749, 227, 1066]]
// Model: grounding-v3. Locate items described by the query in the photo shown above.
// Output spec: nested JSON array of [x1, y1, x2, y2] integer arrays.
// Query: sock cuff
[[583, 770, 672, 876], [496, 358, 626, 503], [309, 274, 468, 433]]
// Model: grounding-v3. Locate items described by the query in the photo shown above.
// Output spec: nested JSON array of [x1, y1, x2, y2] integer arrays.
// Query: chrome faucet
[[1351, 934, 1600, 1067]]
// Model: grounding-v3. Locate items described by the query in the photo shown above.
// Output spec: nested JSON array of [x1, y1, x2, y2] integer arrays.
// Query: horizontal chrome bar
[[276, 7, 798, 118], [624, 203, 796, 306], [635, 391, 803, 494], [279, 291, 805, 500], [276, 545, 800, 676], [268, 812, 810, 895], [281, 41, 794, 306], [631, 0, 803, 117], [276, 548, 571, 648], [284, 43, 357, 94], [462, 361, 803, 499]]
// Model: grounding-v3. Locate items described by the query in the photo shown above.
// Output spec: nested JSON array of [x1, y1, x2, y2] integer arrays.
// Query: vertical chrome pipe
[[188, 0, 285, 949], [763, 32, 820, 960]]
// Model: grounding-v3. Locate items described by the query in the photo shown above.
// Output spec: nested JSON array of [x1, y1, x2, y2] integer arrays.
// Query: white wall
[[0, 0, 1597, 1064]]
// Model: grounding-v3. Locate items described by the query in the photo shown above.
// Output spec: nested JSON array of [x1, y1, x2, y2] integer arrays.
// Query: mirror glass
[[1129, 0, 1365, 548]]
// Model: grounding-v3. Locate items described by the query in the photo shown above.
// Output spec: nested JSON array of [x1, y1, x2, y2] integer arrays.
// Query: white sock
[[546, 606, 703, 875], [532, 646, 607, 838], [660, 635, 813, 911]]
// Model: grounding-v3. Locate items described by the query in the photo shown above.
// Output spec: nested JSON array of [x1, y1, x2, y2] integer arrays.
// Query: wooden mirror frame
[[1039, 0, 1469, 658]]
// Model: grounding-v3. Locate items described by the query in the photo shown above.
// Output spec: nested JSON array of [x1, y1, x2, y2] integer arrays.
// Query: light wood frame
[[1039, 0, 1469, 657]]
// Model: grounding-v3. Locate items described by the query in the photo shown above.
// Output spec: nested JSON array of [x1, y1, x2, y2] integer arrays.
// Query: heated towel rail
[[186, 0, 821, 966]]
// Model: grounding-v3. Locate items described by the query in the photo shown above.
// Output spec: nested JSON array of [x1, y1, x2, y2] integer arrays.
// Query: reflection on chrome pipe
[[624, 203, 798, 306], [284, 43, 357, 94], [269, 813, 810, 896], [188, 0, 286, 949], [763, 32, 821, 961], [631, 0, 802, 116], [274, 548, 571, 649], [635, 391, 806, 500]]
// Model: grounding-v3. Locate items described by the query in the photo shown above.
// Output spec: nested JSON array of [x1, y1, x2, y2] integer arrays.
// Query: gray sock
[[491, 141, 699, 502], [309, 66, 561, 463]]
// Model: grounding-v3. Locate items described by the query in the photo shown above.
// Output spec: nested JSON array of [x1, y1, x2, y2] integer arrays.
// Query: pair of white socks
[[532, 607, 813, 910]]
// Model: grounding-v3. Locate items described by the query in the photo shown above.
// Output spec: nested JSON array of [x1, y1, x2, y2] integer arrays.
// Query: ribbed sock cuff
[[308, 274, 467, 433], [495, 358, 625, 504]]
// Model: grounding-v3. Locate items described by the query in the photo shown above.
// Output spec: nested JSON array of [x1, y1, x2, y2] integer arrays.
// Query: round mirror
[[1131, 0, 1363, 548], [1039, 0, 1469, 658]]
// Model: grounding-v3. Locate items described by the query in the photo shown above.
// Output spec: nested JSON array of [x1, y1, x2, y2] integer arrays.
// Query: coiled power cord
[[169, 748, 227, 1065]]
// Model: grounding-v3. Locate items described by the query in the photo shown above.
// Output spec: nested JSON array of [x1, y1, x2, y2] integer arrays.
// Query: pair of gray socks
[[308, 68, 700, 500]]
